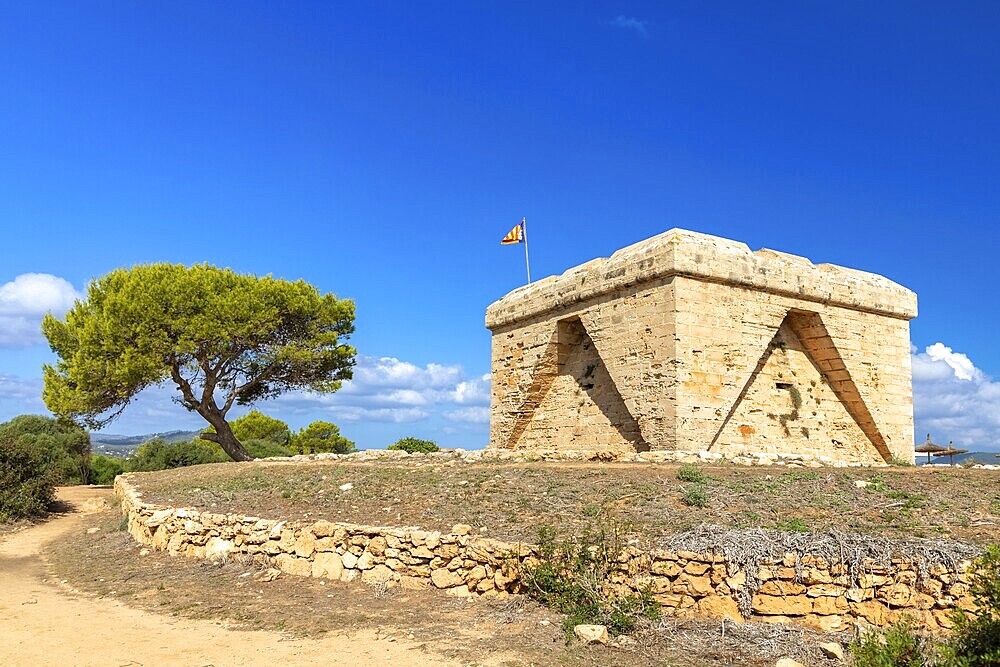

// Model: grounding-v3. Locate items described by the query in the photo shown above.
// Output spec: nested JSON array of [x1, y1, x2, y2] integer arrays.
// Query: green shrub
[[682, 485, 708, 507], [850, 620, 927, 667], [126, 438, 228, 472], [243, 439, 293, 459], [89, 454, 125, 485], [676, 464, 707, 484], [944, 545, 1000, 666], [0, 415, 91, 484], [0, 432, 59, 522], [849, 545, 1000, 667], [774, 517, 810, 533], [291, 421, 355, 454], [522, 523, 660, 640], [388, 437, 438, 453]]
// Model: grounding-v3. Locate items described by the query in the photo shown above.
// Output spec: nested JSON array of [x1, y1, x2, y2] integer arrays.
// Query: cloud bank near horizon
[[0, 330, 1000, 451]]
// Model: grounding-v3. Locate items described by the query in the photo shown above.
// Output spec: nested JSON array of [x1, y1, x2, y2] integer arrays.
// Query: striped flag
[[501, 218, 525, 245]]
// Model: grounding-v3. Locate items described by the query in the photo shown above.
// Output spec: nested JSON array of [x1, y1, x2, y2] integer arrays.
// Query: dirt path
[[0, 486, 458, 667]]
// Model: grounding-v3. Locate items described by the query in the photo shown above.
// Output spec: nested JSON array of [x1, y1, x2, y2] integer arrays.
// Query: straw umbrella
[[932, 441, 969, 466], [914, 434, 948, 465]]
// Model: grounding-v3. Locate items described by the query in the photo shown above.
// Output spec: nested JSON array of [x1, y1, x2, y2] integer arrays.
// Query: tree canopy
[[0, 415, 91, 484], [292, 420, 355, 455], [42, 263, 355, 461], [230, 410, 292, 446]]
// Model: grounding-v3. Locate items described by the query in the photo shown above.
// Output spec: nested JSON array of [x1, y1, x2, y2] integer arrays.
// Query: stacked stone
[[118, 475, 530, 598], [606, 548, 974, 633], [116, 475, 974, 633]]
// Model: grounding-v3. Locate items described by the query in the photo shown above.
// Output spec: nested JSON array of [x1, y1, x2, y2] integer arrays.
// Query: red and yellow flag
[[501, 219, 525, 245]]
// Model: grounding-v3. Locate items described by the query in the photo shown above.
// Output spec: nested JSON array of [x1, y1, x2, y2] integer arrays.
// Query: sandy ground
[[0, 486, 458, 667]]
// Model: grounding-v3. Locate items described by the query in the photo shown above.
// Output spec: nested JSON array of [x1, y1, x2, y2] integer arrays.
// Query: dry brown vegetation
[[46, 509, 849, 667], [130, 459, 1000, 548]]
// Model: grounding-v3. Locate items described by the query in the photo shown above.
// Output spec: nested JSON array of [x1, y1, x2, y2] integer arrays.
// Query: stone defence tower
[[485, 229, 917, 464]]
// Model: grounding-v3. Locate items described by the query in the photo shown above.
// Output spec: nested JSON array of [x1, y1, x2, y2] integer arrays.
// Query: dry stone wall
[[116, 472, 974, 633], [486, 229, 917, 464]]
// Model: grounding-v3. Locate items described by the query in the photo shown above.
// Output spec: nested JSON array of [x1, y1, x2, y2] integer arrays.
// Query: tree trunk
[[199, 410, 252, 462]]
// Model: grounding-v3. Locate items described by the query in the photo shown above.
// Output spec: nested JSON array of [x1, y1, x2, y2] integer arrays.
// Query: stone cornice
[[486, 229, 917, 330]]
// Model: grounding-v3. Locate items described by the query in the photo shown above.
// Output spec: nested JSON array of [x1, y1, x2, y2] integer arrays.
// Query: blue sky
[[1, 2, 998, 451]]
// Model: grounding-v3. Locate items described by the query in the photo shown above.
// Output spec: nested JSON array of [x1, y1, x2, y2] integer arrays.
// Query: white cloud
[[451, 373, 491, 404], [269, 355, 490, 425], [0, 273, 82, 347], [922, 342, 981, 381], [912, 343, 1000, 451], [443, 407, 490, 424], [610, 15, 648, 36]]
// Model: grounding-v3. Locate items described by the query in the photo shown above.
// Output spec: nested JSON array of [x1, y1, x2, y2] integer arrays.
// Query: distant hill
[[91, 429, 202, 447], [90, 429, 202, 457], [915, 450, 1000, 466]]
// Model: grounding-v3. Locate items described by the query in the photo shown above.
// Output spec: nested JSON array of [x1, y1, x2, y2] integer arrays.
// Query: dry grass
[[44, 509, 848, 667], [130, 459, 1000, 548]]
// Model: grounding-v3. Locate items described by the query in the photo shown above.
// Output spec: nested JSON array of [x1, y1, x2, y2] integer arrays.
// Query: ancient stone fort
[[485, 229, 917, 464]]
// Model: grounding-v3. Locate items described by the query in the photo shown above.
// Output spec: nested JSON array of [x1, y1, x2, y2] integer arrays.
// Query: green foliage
[[89, 453, 125, 485], [850, 621, 927, 667], [0, 415, 91, 484], [676, 464, 707, 484], [291, 420, 355, 454], [682, 485, 708, 507], [774, 517, 810, 533], [388, 437, 438, 453], [241, 439, 293, 459], [849, 546, 1000, 667], [522, 523, 660, 640], [0, 430, 59, 522], [42, 263, 355, 461], [126, 438, 228, 472], [231, 411, 292, 446], [944, 545, 1000, 666], [205, 411, 292, 447]]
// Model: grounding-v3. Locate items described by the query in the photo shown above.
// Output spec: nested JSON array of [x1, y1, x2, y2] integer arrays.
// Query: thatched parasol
[[914, 433, 948, 464], [932, 441, 969, 466]]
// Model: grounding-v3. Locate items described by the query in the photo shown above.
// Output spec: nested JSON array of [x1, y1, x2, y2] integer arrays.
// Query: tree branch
[[169, 357, 200, 411]]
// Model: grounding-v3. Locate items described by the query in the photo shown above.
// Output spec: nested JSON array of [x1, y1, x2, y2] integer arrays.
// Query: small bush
[[522, 523, 660, 640], [242, 439, 293, 459], [388, 437, 439, 453], [676, 464, 707, 484], [89, 454, 125, 485], [0, 433, 59, 522], [126, 438, 228, 472], [945, 544, 1000, 666], [850, 620, 927, 667], [774, 517, 810, 533], [682, 485, 708, 508], [848, 545, 1000, 667]]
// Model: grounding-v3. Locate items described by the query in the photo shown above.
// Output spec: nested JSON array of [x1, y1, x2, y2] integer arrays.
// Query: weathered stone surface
[[753, 594, 813, 616], [204, 537, 234, 559], [485, 229, 916, 464], [275, 554, 312, 577], [775, 659, 807, 667], [819, 642, 846, 661], [361, 564, 394, 585], [573, 625, 609, 645], [312, 552, 344, 580], [431, 568, 465, 589], [697, 595, 742, 621]]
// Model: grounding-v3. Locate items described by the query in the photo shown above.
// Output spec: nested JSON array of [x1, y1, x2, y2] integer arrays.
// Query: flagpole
[[522, 217, 531, 284]]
